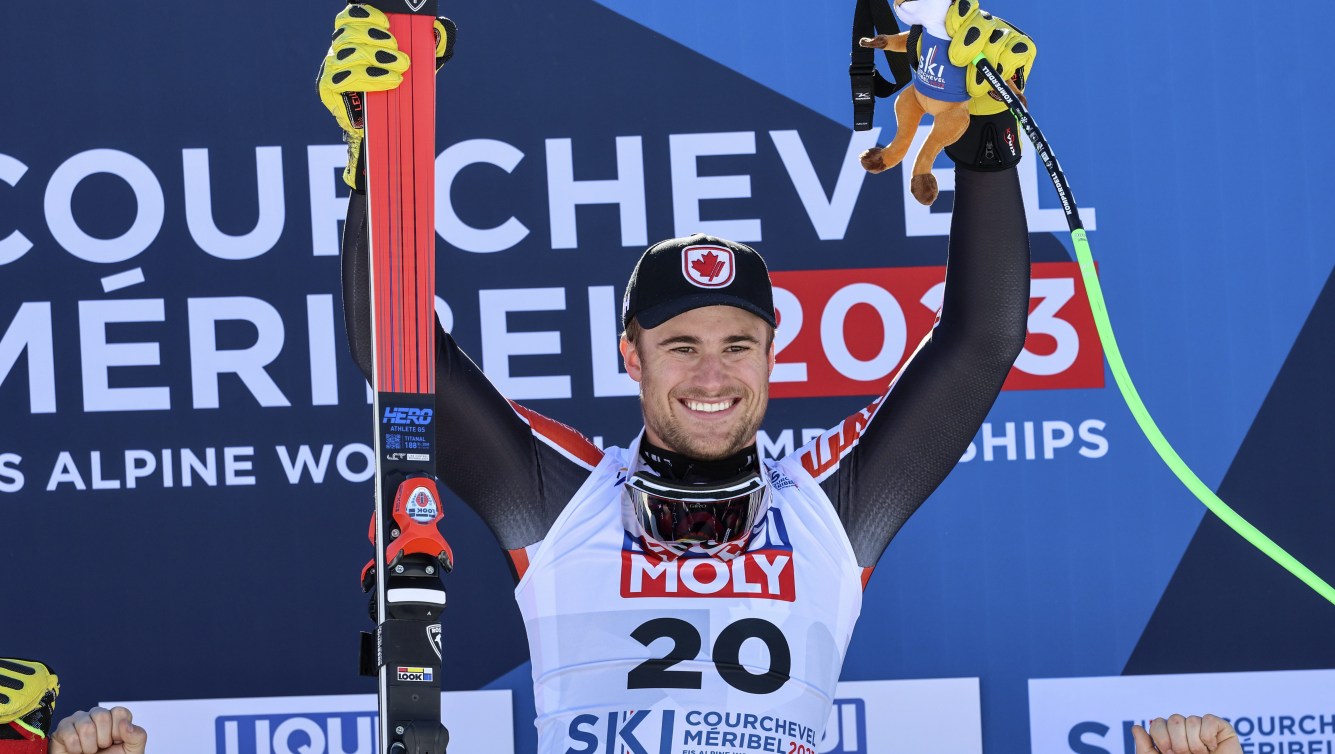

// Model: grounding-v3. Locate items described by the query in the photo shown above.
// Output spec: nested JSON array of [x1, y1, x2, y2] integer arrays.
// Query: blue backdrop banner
[[3, 1, 1333, 752]]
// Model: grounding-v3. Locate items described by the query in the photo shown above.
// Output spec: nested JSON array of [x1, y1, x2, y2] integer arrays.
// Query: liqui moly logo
[[819, 699, 868, 754], [620, 509, 796, 601], [216, 712, 375, 754]]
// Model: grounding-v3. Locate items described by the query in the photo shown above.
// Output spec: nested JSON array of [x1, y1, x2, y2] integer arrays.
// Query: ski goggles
[[625, 471, 768, 555]]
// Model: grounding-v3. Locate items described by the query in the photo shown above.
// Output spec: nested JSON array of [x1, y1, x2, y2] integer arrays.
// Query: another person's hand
[[49, 706, 146, 754], [1132, 714, 1241, 754]]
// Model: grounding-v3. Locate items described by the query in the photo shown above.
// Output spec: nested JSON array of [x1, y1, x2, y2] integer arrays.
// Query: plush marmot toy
[[859, 0, 1032, 205]]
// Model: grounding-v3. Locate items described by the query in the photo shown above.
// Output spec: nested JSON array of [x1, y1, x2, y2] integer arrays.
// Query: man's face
[[621, 306, 775, 461]]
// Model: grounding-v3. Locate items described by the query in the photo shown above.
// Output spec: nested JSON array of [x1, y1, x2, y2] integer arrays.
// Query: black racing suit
[[342, 166, 1031, 580]]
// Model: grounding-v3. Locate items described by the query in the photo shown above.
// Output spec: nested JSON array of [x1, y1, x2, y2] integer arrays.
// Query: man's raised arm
[[800, 5, 1037, 570]]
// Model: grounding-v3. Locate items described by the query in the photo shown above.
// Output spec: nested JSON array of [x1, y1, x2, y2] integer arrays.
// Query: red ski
[[355, 2, 453, 752]]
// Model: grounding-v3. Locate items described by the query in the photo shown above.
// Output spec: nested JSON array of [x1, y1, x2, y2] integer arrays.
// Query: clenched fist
[[49, 706, 146, 754], [1132, 714, 1240, 754]]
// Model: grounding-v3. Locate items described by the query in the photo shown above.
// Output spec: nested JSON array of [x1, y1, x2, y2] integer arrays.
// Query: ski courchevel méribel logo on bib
[[682, 245, 736, 289], [621, 507, 795, 601]]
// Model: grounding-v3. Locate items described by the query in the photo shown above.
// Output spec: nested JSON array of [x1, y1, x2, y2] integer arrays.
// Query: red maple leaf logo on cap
[[691, 251, 725, 281], [682, 245, 735, 288]]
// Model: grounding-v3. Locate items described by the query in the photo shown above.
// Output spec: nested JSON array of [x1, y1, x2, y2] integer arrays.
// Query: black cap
[[622, 233, 776, 330]]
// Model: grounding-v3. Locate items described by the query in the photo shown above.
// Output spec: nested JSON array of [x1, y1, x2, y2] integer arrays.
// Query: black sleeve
[[341, 191, 599, 555], [816, 166, 1031, 568]]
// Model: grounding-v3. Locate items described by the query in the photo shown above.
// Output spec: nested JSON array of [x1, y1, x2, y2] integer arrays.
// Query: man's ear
[[620, 336, 644, 383]]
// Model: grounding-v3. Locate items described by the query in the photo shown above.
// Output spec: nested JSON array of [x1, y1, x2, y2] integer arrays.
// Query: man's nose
[[691, 353, 728, 389]]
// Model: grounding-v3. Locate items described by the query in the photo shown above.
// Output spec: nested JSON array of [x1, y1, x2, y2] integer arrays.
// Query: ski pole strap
[[970, 54, 1335, 607], [850, 0, 913, 130]]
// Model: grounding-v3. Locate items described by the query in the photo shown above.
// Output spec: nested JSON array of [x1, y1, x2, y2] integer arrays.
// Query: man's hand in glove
[[945, 0, 1036, 115], [317, 4, 457, 191], [944, 0, 1037, 171]]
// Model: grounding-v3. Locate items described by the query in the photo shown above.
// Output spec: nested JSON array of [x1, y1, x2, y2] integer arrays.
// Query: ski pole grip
[[358, 0, 438, 16]]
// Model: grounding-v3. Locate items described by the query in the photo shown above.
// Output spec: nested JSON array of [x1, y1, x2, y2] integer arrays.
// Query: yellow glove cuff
[[342, 130, 365, 192]]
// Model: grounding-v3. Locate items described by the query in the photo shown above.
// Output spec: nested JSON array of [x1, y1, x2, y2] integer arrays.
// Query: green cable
[[970, 54, 1335, 606], [1073, 229, 1335, 605]]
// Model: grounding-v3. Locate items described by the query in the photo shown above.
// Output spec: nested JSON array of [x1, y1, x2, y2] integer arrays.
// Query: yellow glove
[[0, 658, 59, 738], [944, 0, 1036, 116], [317, 5, 457, 191]]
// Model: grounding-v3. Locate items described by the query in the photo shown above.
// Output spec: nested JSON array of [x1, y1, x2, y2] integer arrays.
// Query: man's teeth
[[686, 400, 732, 413]]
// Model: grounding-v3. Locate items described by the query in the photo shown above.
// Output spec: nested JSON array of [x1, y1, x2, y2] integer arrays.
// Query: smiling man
[[322, 2, 1034, 751], [620, 237, 777, 464]]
